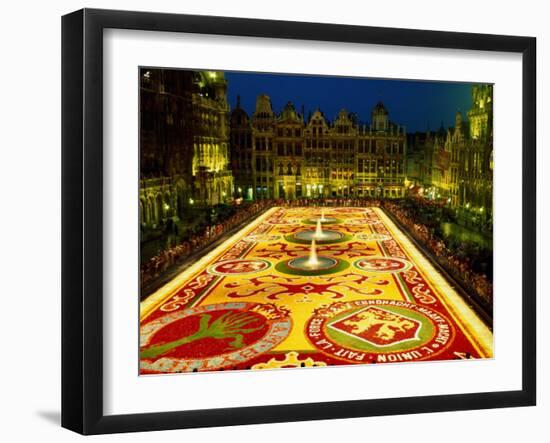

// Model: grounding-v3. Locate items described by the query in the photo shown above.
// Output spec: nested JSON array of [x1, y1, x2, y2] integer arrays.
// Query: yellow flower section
[[140, 206, 493, 358], [375, 208, 493, 357]]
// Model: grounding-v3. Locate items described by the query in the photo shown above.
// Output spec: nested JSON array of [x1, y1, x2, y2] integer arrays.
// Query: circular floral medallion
[[345, 218, 382, 226], [207, 259, 271, 276], [356, 233, 392, 242], [306, 299, 454, 364], [243, 234, 280, 243], [140, 302, 292, 373], [267, 218, 299, 225], [353, 256, 412, 273]]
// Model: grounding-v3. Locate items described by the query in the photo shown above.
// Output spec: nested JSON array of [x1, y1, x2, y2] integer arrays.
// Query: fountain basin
[[302, 217, 342, 225], [285, 230, 352, 245], [295, 230, 343, 242], [288, 256, 338, 271], [275, 257, 350, 276]]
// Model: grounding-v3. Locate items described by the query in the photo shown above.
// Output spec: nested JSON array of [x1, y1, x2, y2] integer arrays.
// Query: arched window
[[139, 199, 146, 224], [156, 194, 163, 221]]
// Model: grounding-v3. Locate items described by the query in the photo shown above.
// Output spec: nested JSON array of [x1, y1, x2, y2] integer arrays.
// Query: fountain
[[314, 219, 325, 240], [293, 219, 343, 243], [305, 208, 339, 225], [286, 238, 338, 272], [305, 238, 320, 268]]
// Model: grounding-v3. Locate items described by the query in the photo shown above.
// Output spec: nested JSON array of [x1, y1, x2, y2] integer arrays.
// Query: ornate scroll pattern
[[380, 239, 407, 259], [255, 241, 375, 259], [223, 273, 388, 301], [401, 269, 437, 304], [252, 351, 327, 369], [370, 219, 408, 259], [218, 238, 253, 261], [160, 272, 217, 312]]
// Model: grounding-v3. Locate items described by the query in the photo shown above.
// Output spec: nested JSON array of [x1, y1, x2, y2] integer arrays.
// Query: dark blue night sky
[[225, 71, 475, 133]]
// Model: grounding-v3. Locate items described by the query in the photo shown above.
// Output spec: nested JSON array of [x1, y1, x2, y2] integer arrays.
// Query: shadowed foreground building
[[140, 69, 233, 229], [230, 96, 407, 200]]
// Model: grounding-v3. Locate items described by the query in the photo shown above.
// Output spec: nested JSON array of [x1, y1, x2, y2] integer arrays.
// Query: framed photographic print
[[61, 8, 536, 435]]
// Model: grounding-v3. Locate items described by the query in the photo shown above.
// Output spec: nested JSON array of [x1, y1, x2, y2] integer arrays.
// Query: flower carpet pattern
[[140, 207, 493, 374]]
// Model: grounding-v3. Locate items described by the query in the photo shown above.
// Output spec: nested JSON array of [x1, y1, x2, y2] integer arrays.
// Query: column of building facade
[[252, 95, 276, 200]]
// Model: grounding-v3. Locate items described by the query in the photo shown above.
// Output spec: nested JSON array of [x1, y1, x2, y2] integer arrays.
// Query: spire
[[236, 94, 241, 109], [455, 110, 463, 129]]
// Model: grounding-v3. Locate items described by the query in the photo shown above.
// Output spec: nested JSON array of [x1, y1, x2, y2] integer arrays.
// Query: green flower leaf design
[[141, 311, 264, 359]]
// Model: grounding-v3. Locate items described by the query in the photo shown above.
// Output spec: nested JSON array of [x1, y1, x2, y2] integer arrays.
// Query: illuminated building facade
[[230, 97, 407, 200], [139, 69, 233, 228], [459, 84, 494, 220], [406, 84, 493, 227]]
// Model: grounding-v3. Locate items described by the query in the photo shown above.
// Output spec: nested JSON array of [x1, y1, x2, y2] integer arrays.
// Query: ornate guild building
[[230, 97, 408, 200]]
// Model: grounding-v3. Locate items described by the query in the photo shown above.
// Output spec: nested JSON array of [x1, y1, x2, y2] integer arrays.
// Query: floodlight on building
[[189, 198, 194, 205]]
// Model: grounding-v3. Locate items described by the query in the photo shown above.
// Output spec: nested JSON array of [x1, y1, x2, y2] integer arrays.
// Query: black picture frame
[[61, 8, 537, 435]]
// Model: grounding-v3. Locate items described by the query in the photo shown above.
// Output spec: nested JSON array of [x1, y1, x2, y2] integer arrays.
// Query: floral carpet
[[140, 207, 493, 374]]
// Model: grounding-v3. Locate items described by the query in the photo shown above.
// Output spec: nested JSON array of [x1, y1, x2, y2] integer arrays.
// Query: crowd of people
[[383, 200, 493, 306], [141, 196, 493, 309], [140, 197, 386, 287], [140, 199, 275, 287], [280, 197, 382, 207]]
